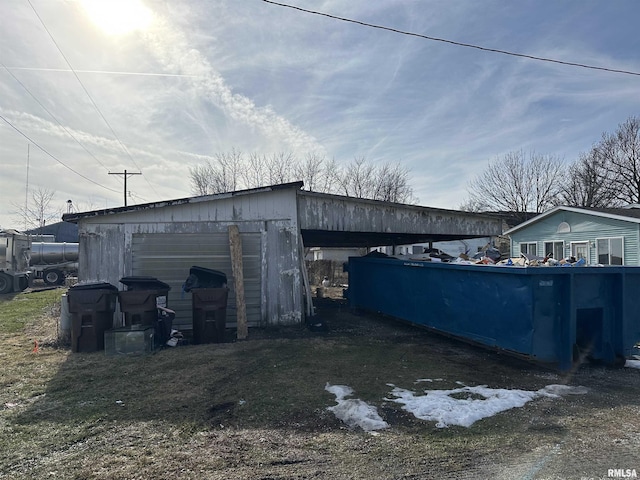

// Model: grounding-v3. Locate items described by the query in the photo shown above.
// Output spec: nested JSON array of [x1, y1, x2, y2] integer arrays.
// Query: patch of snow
[[538, 384, 589, 397], [387, 384, 539, 428], [386, 383, 588, 428], [325, 384, 389, 432], [625, 359, 640, 369], [326, 381, 588, 430]]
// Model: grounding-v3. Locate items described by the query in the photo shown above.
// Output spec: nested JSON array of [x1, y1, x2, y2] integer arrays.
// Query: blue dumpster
[[346, 256, 640, 370]]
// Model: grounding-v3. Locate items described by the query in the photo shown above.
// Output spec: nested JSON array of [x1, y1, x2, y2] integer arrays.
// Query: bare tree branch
[[599, 116, 640, 204], [11, 187, 60, 230], [188, 150, 416, 203], [464, 150, 564, 222]]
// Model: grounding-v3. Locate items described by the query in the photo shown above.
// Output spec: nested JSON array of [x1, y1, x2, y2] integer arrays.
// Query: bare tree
[[293, 152, 328, 192], [318, 157, 341, 194], [189, 150, 416, 204], [242, 152, 269, 189], [333, 157, 376, 198], [189, 162, 214, 196], [598, 116, 640, 205], [373, 161, 416, 203], [464, 150, 565, 222], [560, 150, 621, 208], [12, 187, 60, 230], [189, 149, 243, 195], [264, 152, 295, 185], [458, 197, 490, 212]]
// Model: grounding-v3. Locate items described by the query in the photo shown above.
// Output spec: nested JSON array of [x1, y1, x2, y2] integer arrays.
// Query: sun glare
[[81, 0, 153, 36]]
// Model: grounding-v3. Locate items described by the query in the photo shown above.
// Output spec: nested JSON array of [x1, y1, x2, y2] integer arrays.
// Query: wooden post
[[298, 233, 314, 318], [228, 225, 248, 340]]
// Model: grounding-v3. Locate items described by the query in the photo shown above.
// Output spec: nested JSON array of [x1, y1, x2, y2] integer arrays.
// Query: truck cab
[[0, 229, 31, 294]]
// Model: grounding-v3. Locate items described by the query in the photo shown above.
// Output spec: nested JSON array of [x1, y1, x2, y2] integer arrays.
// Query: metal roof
[[62, 181, 503, 248]]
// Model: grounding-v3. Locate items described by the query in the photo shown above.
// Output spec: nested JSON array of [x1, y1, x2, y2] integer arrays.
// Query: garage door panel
[[131, 233, 262, 329]]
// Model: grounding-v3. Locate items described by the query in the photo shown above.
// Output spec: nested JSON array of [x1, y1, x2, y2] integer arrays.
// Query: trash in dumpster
[[472, 246, 502, 263]]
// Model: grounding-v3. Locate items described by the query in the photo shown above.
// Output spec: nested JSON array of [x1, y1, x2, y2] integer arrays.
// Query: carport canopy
[[297, 189, 503, 248]]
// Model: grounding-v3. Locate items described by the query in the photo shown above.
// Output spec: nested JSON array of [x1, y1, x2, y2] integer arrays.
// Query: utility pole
[[109, 169, 141, 206], [24, 144, 30, 231]]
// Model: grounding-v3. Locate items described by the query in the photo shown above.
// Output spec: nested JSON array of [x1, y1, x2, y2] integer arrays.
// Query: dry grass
[[1, 287, 639, 479]]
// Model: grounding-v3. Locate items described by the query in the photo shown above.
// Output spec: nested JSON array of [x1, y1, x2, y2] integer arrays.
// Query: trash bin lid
[[69, 281, 118, 291], [189, 266, 227, 284], [119, 276, 171, 291]]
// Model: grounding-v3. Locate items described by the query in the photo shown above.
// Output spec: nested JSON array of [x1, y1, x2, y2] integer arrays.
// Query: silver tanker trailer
[[0, 229, 79, 293], [29, 241, 79, 285]]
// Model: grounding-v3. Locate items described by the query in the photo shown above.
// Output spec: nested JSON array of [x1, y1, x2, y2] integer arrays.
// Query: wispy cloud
[[1, 0, 640, 227]]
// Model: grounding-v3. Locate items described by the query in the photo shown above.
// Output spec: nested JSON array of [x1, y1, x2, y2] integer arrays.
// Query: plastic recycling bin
[[105, 325, 155, 356], [67, 282, 118, 353], [192, 287, 229, 344], [118, 276, 171, 327]]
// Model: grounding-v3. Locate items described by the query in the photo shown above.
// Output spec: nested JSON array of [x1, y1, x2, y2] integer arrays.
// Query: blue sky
[[1, 0, 639, 229]]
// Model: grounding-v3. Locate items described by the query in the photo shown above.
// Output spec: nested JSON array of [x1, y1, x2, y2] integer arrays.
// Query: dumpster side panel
[[348, 257, 640, 369], [572, 272, 621, 364], [348, 258, 535, 357], [622, 270, 640, 358], [531, 274, 568, 363]]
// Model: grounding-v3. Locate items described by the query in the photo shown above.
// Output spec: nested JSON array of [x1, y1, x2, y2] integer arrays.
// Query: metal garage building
[[62, 181, 502, 331]]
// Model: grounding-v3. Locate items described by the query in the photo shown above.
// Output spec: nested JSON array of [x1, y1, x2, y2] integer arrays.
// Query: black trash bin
[[118, 276, 171, 327], [182, 266, 227, 291], [67, 282, 118, 353], [192, 287, 229, 344], [156, 306, 175, 347], [183, 266, 229, 344]]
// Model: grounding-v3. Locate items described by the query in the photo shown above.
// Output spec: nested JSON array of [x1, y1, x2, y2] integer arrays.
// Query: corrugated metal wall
[[130, 232, 262, 330]]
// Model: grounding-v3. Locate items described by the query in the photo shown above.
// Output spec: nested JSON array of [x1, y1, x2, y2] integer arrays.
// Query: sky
[[2, 0, 640, 229]]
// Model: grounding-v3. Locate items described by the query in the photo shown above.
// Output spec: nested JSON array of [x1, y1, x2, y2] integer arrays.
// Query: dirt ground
[[2, 286, 640, 480], [252, 287, 640, 480]]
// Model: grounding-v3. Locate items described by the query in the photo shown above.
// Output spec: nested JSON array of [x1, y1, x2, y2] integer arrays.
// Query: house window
[[571, 242, 589, 263], [596, 237, 624, 265], [544, 241, 564, 260], [520, 242, 537, 256]]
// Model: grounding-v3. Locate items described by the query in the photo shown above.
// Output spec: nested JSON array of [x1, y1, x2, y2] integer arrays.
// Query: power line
[[1, 63, 119, 176], [27, 0, 162, 198], [0, 113, 121, 194], [262, 0, 640, 77], [4, 66, 199, 78]]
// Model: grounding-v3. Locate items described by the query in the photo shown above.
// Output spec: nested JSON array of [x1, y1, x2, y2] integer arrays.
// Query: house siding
[[510, 210, 640, 265]]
